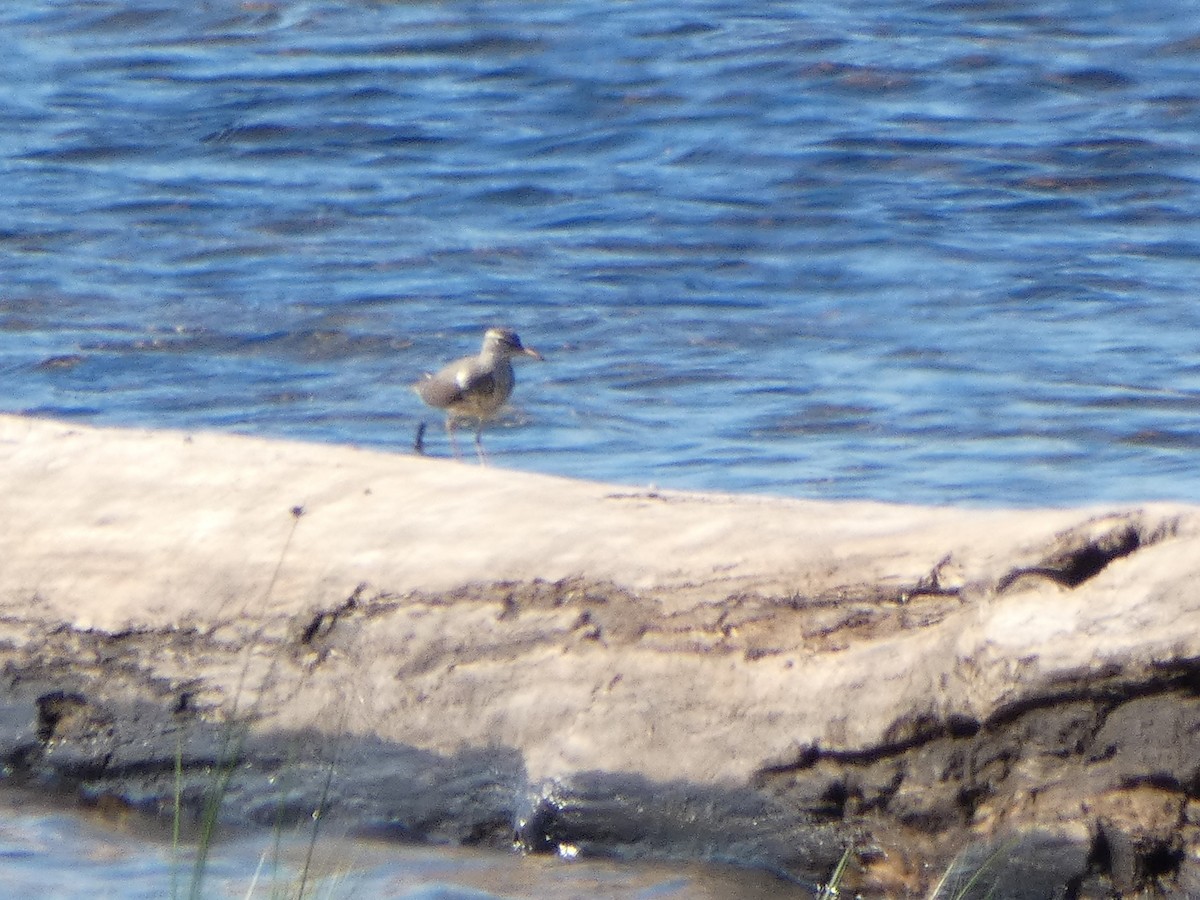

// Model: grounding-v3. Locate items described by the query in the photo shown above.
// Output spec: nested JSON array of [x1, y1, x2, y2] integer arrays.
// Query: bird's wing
[[453, 360, 498, 397], [415, 359, 496, 409]]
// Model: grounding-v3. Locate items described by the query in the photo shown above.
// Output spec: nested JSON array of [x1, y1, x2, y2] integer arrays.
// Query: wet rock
[[929, 831, 1091, 900], [513, 772, 844, 887]]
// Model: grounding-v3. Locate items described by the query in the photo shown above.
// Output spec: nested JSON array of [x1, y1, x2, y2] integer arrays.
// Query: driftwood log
[[1, 414, 1198, 897]]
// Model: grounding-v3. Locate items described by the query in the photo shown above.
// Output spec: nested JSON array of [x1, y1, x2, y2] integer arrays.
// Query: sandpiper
[[413, 327, 543, 462]]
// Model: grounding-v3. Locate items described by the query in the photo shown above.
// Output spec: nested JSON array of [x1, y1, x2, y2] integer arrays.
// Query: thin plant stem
[[228, 507, 306, 722], [172, 728, 183, 900], [186, 507, 306, 900], [928, 837, 1019, 900], [297, 716, 346, 899], [818, 844, 854, 900], [190, 723, 248, 900], [243, 847, 268, 900], [268, 746, 298, 898]]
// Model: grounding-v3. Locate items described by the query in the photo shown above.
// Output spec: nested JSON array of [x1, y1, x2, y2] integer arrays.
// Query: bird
[[413, 327, 543, 462]]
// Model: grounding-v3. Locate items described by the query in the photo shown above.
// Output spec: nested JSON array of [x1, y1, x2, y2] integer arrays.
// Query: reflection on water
[[0, 788, 808, 899]]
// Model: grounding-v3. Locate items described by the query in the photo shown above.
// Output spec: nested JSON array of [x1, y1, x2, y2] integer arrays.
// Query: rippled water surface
[[4, 1, 1200, 505]]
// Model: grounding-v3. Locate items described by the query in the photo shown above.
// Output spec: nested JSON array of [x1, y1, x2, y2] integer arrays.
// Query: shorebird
[[413, 327, 543, 462]]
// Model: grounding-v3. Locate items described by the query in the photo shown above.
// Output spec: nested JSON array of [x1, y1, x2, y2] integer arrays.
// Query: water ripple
[[1, 0, 1200, 507]]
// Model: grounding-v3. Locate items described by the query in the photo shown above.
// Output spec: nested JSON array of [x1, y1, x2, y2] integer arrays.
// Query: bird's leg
[[413, 421, 427, 456], [446, 417, 462, 460], [474, 420, 489, 465]]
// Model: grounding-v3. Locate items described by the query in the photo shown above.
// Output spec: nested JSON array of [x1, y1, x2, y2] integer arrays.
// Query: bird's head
[[483, 327, 543, 361]]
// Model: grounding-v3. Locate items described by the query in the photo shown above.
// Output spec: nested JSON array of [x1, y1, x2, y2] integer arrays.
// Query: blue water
[[4, 1, 1200, 506]]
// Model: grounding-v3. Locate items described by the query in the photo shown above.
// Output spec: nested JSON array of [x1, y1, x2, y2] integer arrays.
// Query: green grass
[[170, 505, 347, 900], [815, 835, 1021, 900], [927, 837, 1018, 900], [818, 843, 854, 899]]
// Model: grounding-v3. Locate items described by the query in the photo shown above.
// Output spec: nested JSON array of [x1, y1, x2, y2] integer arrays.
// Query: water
[[2, 0, 1200, 893], [0, 790, 804, 899], [3, 0, 1200, 506]]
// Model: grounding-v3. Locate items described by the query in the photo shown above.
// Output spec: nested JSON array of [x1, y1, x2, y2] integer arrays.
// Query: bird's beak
[[523, 346, 544, 361]]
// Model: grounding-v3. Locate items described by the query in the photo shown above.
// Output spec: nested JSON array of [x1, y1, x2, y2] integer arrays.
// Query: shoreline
[[2, 414, 1198, 896]]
